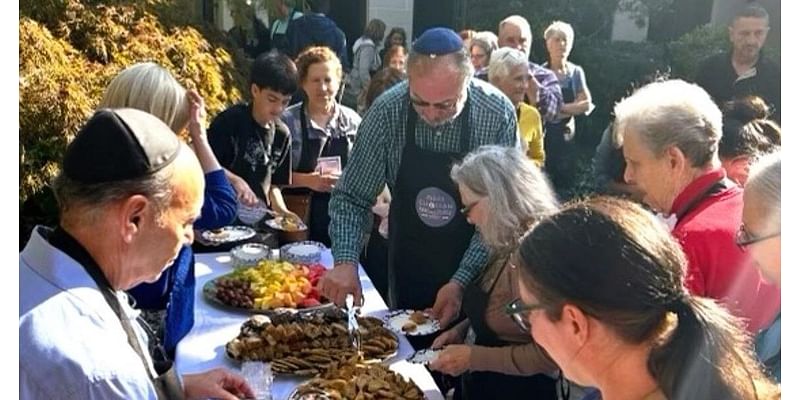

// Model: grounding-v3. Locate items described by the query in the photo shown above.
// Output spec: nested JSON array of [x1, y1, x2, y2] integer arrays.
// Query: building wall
[[610, 9, 649, 42], [367, 0, 415, 43], [215, 0, 270, 32]]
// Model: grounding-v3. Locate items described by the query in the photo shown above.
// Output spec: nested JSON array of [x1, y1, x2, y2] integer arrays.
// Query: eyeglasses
[[735, 224, 780, 248], [505, 298, 545, 333], [409, 86, 466, 111], [410, 95, 460, 111], [459, 198, 483, 216]]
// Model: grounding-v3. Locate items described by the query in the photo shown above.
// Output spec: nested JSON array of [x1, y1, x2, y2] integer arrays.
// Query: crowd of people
[[20, 1, 782, 399]]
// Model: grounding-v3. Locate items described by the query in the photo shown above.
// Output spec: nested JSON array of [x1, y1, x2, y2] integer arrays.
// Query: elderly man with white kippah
[[319, 27, 520, 347], [20, 109, 253, 400]]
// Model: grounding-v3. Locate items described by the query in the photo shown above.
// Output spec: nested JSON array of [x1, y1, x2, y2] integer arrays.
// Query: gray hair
[[470, 31, 498, 57], [99, 62, 189, 133], [543, 20, 575, 48], [745, 151, 780, 232], [451, 145, 558, 251], [613, 79, 722, 167], [487, 47, 528, 83], [498, 15, 532, 55], [407, 46, 474, 84], [53, 160, 176, 225]]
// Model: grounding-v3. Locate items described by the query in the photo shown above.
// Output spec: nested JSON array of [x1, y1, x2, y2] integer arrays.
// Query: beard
[[422, 113, 458, 127]]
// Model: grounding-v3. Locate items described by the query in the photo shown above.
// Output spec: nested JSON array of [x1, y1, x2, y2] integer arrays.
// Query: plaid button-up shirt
[[329, 78, 520, 286]]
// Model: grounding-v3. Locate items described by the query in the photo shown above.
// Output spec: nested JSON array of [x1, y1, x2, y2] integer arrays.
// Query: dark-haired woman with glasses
[[428, 145, 560, 399], [742, 152, 781, 382], [513, 196, 780, 400]]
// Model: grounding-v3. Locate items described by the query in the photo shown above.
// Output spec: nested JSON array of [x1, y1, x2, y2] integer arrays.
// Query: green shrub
[[19, 18, 107, 201], [570, 38, 669, 148], [667, 23, 728, 79], [20, 0, 251, 244]]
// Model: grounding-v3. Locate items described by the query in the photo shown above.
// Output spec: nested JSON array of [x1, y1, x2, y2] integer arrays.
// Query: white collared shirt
[[20, 227, 158, 400]]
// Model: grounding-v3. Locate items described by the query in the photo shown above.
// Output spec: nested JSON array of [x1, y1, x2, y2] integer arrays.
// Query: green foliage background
[[461, 0, 778, 199], [20, 0, 252, 244]]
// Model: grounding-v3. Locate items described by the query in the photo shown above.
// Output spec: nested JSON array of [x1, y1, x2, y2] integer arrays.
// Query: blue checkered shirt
[[329, 78, 520, 286]]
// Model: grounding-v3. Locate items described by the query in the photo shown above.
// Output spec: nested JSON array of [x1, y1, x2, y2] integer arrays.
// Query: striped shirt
[[329, 78, 520, 286]]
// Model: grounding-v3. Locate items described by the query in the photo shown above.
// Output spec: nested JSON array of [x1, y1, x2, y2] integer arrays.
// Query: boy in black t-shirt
[[208, 50, 299, 221]]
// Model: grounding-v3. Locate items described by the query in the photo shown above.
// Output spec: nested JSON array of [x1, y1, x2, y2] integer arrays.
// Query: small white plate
[[201, 226, 256, 244], [384, 309, 441, 336], [407, 348, 442, 365]]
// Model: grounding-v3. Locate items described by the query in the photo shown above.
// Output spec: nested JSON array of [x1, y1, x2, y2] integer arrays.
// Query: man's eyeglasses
[[409, 95, 460, 111], [505, 298, 545, 333], [735, 224, 780, 248]]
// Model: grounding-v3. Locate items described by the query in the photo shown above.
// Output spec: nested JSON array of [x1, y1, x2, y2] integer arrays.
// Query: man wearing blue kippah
[[319, 27, 520, 339]]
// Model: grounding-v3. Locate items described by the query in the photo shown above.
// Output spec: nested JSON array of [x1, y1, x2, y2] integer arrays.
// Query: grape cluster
[[215, 278, 255, 308]]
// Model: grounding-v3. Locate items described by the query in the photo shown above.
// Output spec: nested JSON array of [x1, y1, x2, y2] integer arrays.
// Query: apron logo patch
[[415, 187, 457, 228]]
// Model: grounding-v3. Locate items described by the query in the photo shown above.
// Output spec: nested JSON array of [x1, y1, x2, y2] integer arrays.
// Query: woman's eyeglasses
[[505, 298, 545, 333], [459, 198, 482, 216], [735, 224, 780, 248]]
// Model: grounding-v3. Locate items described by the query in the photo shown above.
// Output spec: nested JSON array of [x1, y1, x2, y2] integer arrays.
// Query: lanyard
[[48, 227, 157, 381], [674, 178, 732, 222]]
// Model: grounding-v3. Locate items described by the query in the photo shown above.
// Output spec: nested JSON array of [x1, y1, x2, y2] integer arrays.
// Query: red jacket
[[671, 168, 780, 333]]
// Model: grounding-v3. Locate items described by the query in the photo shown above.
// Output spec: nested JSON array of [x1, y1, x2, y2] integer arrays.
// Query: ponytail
[[750, 119, 781, 149], [649, 296, 765, 399]]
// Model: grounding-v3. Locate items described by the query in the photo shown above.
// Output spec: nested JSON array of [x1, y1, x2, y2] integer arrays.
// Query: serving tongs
[[345, 294, 362, 356]]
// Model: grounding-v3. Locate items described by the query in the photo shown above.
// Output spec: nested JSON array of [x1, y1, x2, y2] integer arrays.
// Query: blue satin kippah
[[412, 27, 463, 56]]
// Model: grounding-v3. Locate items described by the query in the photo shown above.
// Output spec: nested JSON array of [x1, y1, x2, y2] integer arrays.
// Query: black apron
[[48, 227, 183, 399], [287, 102, 352, 246], [459, 259, 557, 400], [387, 98, 475, 349], [544, 76, 578, 198]]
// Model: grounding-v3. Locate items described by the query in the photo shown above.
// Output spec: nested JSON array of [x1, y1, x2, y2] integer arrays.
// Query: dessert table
[[174, 250, 444, 400]]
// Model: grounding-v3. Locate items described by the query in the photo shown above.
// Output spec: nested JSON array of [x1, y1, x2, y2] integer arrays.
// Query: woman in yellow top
[[488, 47, 545, 166]]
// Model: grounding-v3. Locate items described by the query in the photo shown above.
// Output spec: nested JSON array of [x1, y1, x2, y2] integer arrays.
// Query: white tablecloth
[[175, 251, 444, 400]]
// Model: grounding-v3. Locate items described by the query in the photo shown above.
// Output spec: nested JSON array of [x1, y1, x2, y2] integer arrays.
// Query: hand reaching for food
[[228, 174, 258, 206], [428, 282, 464, 327]]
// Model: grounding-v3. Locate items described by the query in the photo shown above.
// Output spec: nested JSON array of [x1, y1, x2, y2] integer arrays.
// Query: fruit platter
[[288, 356, 424, 400], [225, 309, 400, 376], [203, 259, 328, 312]]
